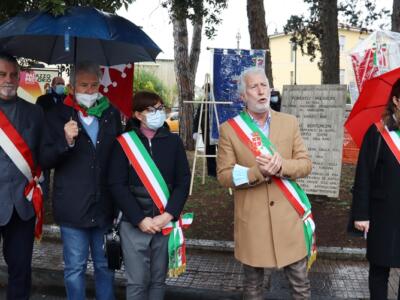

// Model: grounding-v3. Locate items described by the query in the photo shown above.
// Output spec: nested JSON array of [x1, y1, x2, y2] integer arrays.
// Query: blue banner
[[211, 48, 266, 139]]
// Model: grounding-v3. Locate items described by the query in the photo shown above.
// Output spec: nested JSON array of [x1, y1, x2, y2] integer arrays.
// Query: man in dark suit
[[0, 53, 45, 299], [193, 84, 217, 177], [36, 76, 65, 111], [41, 61, 121, 300], [36, 76, 66, 202], [270, 90, 282, 112]]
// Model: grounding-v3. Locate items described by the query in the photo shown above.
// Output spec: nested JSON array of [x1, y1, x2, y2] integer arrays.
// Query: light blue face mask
[[270, 95, 279, 103], [54, 84, 65, 95], [145, 110, 166, 130]]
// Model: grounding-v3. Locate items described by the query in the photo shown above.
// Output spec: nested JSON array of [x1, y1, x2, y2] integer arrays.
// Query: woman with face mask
[[108, 91, 191, 300], [351, 78, 400, 299]]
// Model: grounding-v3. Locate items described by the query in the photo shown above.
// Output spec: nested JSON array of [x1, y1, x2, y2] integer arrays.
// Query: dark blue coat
[[41, 102, 121, 228], [108, 119, 190, 226], [36, 92, 65, 112], [0, 97, 44, 225], [352, 124, 400, 267]]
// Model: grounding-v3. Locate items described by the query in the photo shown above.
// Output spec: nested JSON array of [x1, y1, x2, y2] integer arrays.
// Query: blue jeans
[[60, 226, 115, 300]]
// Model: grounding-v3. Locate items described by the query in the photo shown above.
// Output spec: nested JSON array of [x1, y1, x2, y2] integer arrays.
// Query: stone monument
[[281, 85, 347, 198]]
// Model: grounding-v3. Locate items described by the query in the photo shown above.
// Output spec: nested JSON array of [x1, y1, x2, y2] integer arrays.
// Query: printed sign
[[18, 68, 59, 103]]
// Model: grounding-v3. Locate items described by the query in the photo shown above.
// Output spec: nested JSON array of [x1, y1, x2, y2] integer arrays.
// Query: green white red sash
[[375, 121, 400, 164], [117, 130, 193, 276], [165, 212, 193, 277], [227, 111, 317, 269], [0, 109, 43, 239]]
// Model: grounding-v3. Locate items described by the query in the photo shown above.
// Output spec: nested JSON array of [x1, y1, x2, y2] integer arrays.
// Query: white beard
[[246, 100, 269, 113], [0, 86, 17, 98]]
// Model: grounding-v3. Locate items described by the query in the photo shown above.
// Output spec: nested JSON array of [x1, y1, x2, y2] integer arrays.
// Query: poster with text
[[18, 68, 59, 103]]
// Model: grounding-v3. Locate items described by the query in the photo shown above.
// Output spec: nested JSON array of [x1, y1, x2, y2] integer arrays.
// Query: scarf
[[64, 94, 110, 118]]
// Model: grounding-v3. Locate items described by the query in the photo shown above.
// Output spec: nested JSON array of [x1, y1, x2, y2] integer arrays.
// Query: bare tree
[[392, 0, 400, 32], [247, 0, 274, 87], [163, 0, 227, 150], [285, 0, 389, 85], [171, 10, 201, 150], [319, 0, 340, 83]]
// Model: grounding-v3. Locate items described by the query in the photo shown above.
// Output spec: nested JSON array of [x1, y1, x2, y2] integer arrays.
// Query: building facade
[[269, 26, 370, 92]]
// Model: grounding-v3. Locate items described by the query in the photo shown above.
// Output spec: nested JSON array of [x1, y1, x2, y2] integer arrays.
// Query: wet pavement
[[0, 232, 399, 299]]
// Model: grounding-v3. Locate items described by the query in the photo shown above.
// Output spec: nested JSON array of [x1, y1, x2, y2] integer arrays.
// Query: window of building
[[340, 69, 345, 84], [339, 35, 346, 52]]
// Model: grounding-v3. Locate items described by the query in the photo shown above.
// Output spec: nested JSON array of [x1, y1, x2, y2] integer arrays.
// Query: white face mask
[[75, 92, 99, 108], [145, 110, 166, 130], [0, 84, 17, 99]]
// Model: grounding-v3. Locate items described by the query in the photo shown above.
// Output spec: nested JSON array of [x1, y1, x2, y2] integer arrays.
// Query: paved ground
[[0, 238, 399, 299]]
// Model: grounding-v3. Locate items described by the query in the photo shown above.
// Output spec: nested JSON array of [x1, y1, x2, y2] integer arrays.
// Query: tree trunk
[[172, 13, 202, 150], [392, 0, 400, 32], [319, 0, 339, 84], [246, 0, 274, 87]]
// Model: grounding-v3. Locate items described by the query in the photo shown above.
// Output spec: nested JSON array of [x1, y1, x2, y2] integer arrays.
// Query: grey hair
[[69, 61, 102, 87], [237, 67, 269, 94], [0, 52, 20, 72]]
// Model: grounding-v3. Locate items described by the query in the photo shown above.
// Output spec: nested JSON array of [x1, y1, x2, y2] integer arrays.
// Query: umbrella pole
[[71, 36, 78, 119]]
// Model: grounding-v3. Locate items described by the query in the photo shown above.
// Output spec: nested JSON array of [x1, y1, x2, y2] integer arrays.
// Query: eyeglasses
[[146, 104, 166, 113]]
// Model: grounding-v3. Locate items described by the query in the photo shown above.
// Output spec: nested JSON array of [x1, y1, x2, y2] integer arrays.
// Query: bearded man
[[217, 67, 314, 300], [0, 52, 45, 299]]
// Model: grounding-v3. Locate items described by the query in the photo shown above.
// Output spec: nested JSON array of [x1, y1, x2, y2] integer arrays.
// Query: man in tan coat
[[217, 67, 312, 300]]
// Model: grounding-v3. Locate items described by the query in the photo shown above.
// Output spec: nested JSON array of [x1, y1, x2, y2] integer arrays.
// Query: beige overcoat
[[217, 110, 312, 268]]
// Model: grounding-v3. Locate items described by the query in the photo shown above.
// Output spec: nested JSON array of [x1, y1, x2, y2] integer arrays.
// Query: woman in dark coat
[[352, 79, 400, 299], [108, 91, 190, 300]]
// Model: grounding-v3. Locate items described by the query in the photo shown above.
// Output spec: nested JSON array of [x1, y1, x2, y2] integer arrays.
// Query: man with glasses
[[41, 61, 121, 300], [109, 91, 191, 299]]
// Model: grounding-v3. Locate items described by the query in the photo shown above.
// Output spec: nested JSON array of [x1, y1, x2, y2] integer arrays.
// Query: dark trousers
[[243, 257, 310, 300], [41, 169, 51, 202], [369, 263, 400, 299], [204, 143, 216, 177], [0, 210, 35, 300]]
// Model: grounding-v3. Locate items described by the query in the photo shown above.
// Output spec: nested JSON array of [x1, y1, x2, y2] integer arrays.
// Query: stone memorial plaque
[[281, 85, 347, 198]]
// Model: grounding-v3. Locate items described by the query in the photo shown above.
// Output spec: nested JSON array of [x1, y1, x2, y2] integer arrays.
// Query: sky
[[118, 0, 393, 86]]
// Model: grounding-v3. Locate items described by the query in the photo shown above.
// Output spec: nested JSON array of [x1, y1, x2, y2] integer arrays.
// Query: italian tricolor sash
[[375, 121, 400, 164], [117, 130, 193, 277], [0, 109, 43, 239], [227, 111, 317, 269]]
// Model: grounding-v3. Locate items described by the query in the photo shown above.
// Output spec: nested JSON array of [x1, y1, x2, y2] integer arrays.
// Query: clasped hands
[[255, 152, 283, 178], [138, 212, 174, 234]]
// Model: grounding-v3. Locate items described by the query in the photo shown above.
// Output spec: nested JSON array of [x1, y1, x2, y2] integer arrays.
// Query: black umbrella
[[0, 6, 162, 65]]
